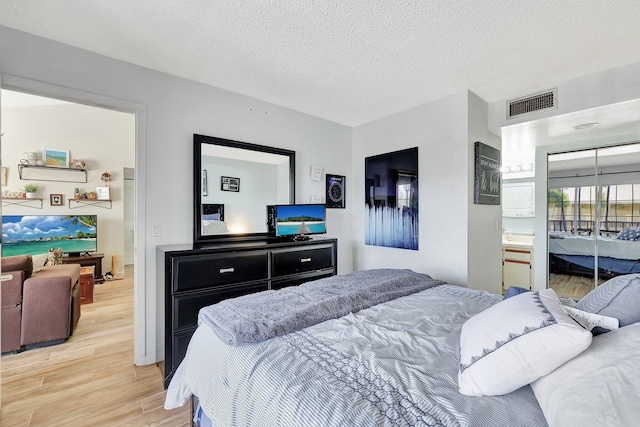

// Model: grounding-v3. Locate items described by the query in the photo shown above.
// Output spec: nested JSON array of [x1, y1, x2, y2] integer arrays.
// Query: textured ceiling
[[1, 1, 640, 126]]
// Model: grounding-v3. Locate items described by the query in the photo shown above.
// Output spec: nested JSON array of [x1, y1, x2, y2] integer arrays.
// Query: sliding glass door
[[547, 143, 640, 299]]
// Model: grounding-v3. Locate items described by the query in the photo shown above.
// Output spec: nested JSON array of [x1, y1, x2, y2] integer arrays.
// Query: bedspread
[[548, 234, 640, 260], [165, 284, 547, 427]]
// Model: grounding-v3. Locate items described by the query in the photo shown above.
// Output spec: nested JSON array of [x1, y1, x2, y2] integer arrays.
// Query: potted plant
[[23, 183, 38, 198]]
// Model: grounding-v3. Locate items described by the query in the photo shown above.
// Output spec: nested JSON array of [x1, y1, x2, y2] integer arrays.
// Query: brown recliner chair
[[21, 263, 81, 348], [1, 255, 33, 353]]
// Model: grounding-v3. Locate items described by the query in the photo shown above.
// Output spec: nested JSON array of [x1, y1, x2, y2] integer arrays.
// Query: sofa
[[1, 255, 81, 353]]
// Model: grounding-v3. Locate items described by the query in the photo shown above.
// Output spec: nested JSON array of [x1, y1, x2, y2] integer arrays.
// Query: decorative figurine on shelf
[[44, 248, 64, 266], [86, 191, 97, 200], [69, 159, 86, 169], [101, 171, 112, 186], [74, 188, 81, 200]]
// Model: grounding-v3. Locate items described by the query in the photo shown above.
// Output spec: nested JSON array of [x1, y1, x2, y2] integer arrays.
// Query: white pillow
[[458, 288, 592, 396], [531, 323, 640, 427]]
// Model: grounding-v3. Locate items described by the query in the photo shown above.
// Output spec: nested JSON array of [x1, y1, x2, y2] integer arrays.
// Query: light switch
[[152, 223, 162, 237]]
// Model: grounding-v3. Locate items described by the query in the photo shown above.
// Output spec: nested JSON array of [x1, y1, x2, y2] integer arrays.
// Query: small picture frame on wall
[[96, 187, 111, 200], [50, 194, 64, 206], [202, 170, 208, 196], [221, 176, 240, 192], [326, 174, 345, 208], [43, 148, 70, 168]]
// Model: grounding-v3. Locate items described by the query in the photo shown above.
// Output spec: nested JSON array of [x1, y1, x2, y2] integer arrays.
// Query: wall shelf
[[18, 164, 87, 183], [2, 198, 43, 209], [68, 198, 112, 209]]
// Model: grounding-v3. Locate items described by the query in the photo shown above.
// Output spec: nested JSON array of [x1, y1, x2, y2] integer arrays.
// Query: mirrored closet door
[[548, 143, 640, 299]]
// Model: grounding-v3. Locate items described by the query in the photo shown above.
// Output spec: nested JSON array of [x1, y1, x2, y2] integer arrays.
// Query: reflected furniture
[[159, 237, 337, 388]]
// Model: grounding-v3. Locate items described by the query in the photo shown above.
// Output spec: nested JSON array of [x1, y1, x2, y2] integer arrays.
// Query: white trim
[[1, 74, 149, 365]]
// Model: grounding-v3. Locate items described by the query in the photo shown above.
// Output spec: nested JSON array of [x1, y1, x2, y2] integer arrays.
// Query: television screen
[[2, 215, 97, 257], [275, 204, 326, 238]]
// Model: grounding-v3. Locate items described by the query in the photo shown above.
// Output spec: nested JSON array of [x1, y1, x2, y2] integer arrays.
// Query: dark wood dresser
[[158, 237, 337, 388]]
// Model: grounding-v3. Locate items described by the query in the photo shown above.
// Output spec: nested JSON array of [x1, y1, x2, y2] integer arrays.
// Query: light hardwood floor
[[1, 266, 190, 426], [549, 272, 603, 300]]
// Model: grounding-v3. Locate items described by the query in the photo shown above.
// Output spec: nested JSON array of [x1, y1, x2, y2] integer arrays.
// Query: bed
[[548, 231, 640, 278], [164, 269, 640, 427]]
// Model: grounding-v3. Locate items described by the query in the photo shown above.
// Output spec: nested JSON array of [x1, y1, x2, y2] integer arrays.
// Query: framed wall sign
[[473, 141, 501, 205], [96, 187, 111, 200], [221, 176, 240, 192]]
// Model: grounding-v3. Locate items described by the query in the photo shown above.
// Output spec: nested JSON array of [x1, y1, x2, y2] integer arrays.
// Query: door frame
[[1, 74, 149, 365]]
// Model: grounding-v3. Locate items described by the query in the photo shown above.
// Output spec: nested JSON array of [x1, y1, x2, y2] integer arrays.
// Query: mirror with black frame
[[193, 134, 295, 244]]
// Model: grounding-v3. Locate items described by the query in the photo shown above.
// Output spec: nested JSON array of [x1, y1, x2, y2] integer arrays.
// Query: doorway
[[2, 83, 142, 365]]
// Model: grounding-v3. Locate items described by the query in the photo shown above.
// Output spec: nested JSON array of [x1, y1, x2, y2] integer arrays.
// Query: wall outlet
[[310, 196, 324, 203]]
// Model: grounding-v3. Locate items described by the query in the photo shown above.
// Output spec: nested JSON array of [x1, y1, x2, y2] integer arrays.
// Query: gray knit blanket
[[198, 269, 444, 346]]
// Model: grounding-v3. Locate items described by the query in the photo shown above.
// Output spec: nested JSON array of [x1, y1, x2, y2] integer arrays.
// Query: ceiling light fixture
[[573, 122, 599, 130]]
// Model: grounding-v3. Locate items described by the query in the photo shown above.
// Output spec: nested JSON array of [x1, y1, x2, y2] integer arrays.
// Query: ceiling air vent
[[507, 89, 557, 119]]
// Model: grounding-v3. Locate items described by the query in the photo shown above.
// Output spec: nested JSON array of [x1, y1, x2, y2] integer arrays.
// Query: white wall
[[352, 90, 502, 290], [467, 92, 502, 294], [0, 26, 353, 364], [1, 102, 134, 275]]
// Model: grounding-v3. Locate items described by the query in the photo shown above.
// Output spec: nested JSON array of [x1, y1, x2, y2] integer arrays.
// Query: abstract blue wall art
[[365, 147, 418, 250]]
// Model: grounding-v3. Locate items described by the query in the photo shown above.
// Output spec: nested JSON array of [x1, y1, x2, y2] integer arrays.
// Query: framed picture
[[202, 170, 208, 196], [221, 176, 240, 192], [326, 174, 345, 208], [365, 147, 419, 250], [96, 186, 111, 200], [43, 148, 70, 168], [473, 141, 501, 205], [50, 194, 64, 206], [310, 164, 323, 181]]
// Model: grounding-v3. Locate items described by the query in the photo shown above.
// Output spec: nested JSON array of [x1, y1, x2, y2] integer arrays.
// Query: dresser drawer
[[272, 244, 335, 277], [172, 251, 268, 293], [173, 281, 268, 330]]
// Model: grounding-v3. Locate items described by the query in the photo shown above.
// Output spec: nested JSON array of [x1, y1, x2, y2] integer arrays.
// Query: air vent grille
[[507, 89, 557, 119]]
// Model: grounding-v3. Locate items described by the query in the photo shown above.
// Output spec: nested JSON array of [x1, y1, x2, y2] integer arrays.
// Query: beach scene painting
[[2, 215, 97, 257], [44, 148, 70, 168], [276, 204, 326, 237]]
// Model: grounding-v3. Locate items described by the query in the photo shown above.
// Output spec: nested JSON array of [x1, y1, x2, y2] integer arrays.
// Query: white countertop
[[502, 234, 534, 249]]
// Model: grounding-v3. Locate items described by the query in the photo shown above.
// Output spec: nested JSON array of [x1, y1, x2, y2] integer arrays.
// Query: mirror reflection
[[547, 142, 640, 299], [194, 135, 295, 243]]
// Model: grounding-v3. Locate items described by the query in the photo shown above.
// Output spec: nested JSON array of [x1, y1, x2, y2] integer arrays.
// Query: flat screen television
[[2, 215, 98, 258], [274, 204, 326, 240]]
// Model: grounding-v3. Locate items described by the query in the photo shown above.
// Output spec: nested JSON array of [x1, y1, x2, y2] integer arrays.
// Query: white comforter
[[165, 285, 547, 427]]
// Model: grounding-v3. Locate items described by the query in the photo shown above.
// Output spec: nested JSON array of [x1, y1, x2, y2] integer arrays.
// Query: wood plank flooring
[[1, 266, 190, 426], [549, 272, 603, 300]]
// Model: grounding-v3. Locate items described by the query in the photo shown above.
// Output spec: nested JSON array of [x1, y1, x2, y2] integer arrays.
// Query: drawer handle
[[219, 267, 235, 274], [300, 258, 312, 263]]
